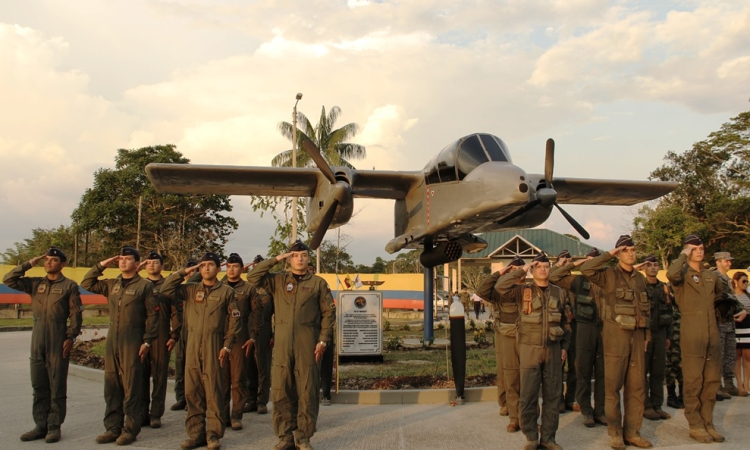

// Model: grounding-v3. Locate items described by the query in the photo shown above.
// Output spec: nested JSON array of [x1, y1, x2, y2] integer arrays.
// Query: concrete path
[[1, 331, 748, 450]]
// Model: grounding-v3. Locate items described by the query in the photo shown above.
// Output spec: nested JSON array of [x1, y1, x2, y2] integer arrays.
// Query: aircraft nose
[[472, 162, 530, 202]]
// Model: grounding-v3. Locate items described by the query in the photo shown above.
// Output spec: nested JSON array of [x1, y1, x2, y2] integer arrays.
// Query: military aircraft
[[146, 133, 678, 267]]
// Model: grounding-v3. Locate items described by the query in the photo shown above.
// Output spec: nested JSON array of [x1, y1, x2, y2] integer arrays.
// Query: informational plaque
[[337, 291, 382, 356]]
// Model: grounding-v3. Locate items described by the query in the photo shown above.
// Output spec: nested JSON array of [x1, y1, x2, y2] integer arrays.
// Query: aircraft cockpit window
[[480, 134, 510, 163], [424, 155, 441, 184], [436, 143, 458, 182], [456, 134, 489, 180]]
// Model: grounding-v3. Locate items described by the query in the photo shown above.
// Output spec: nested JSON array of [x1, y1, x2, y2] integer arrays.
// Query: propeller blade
[[301, 138, 337, 184], [545, 138, 554, 186], [310, 199, 339, 250], [553, 203, 590, 240]]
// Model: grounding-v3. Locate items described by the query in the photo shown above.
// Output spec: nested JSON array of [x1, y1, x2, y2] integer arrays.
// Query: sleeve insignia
[[232, 310, 241, 318]]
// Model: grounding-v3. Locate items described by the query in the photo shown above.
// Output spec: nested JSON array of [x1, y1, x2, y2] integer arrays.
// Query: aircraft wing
[[350, 170, 423, 200], [537, 176, 679, 206]]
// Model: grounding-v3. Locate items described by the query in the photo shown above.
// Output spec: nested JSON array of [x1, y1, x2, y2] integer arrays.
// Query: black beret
[[288, 239, 310, 253], [120, 246, 140, 261], [46, 247, 67, 262], [643, 254, 658, 263], [557, 250, 571, 259], [532, 252, 550, 263], [615, 235, 634, 248], [199, 252, 220, 267], [586, 248, 601, 258], [226, 253, 244, 266], [683, 234, 703, 246], [508, 256, 525, 267], [252, 255, 264, 264], [145, 249, 163, 262], [185, 260, 198, 268]]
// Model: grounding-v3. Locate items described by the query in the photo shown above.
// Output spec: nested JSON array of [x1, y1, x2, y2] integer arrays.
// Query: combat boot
[[594, 415, 607, 426], [723, 378, 739, 396], [689, 428, 713, 443], [20, 426, 46, 441], [231, 420, 242, 431], [624, 435, 652, 448], [297, 443, 314, 450], [706, 426, 725, 442], [182, 436, 207, 449], [523, 439, 539, 450], [321, 397, 331, 406], [582, 415, 595, 428], [540, 440, 563, 450], [207, 435, 221, 450], [654, 408, 671, 419], [115, 431, 136, 446], [95, 429, 121, 444], [257, 404, 268, 414], [171, 399, 187, 411], [271, 437, 295, 450], [506, 421, 520, 433], [609, 436, 625, 450], [46, 427, 61, 443], [666, 384, 680, 408], [643, 408, 660, 421], [676, 385, 685, 408], [499, 406, 509, 416], [244, 402, 257, 413]]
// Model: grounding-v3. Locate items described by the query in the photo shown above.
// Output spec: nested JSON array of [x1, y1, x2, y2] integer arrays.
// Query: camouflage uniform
[[715, 271, 745, 391], [665, 299, 684, 408]]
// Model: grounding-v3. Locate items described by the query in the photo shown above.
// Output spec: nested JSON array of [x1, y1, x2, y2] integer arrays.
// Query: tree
[[318, 240, 355, 274], [71, 145, 238, 269], [461, 266, 491, 292], [384, 249, 423, 274], [2, 226, 75, 265]]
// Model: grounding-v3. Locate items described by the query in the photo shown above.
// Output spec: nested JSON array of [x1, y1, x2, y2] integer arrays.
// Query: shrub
[[473, 328, 487, 345], [384, 336, 403, 351], [383, 320, 391, 332], [402, 324, 411, 331]]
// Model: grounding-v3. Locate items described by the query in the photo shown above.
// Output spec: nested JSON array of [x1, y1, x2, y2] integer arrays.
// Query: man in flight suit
[[4, 247, 83, 444], [555, 250, 578, 413], [666, 235, 725, 443], [550, 248, 606, 428], [713, 251, 747, 397], [477, 256, 525, 432], [638, 254, 673, 421], [247, 240, 335, 450], [245, 255, 273, 415], [82, 246, 158, 446], [138, 250, 181, 429], [496, 253, 569, 450], [580, 235, 652, 449], [172, 259, 200, 412], [161, 252, 241, 450]]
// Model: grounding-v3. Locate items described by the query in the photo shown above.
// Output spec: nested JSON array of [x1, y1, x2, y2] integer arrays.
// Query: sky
[[1, 0, 749, 265]]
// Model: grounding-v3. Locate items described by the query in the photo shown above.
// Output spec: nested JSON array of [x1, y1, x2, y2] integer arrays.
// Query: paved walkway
[[1, 331, 748, 449]]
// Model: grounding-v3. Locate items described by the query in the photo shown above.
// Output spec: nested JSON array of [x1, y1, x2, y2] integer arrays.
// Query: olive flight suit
[[247, 258, 335, 446], [222, 279, 252, 424], [580, 254, 651, 440], [174, 272, 202, 406], [160, 271, 241, 442], [476, 272, 515, 422], [3, 263, 83, 432], [559, 287, 577, 408], [496, 269, 570, 446], [666, 254, 722, 433], [550, 264, 606, 421], [247, 285, 273, 409], [140, 276, 181, 422], [81, 264, 158, 437], [643, 279, 673, 413]]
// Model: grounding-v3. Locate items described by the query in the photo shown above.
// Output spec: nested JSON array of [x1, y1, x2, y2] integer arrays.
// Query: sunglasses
[[741, 280, 748, 285]]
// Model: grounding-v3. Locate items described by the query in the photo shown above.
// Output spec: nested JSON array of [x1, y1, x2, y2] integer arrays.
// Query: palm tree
[[273, 106, 366, 168]]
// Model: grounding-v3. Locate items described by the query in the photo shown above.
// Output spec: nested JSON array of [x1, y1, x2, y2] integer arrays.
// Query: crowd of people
[[3, 240, 335, 450], [477, 234, 750, 450]]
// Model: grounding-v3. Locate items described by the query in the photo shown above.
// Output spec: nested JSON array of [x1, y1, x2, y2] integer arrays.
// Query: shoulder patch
[[231, 310, 240, 318]]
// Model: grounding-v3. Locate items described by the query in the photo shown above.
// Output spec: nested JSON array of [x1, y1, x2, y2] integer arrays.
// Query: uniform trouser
[[272, 353, 320, 444], [665, 334, 683, 387], [246, 336, 272, 406], [222, 342, 248, 422], [681, 339, 721, 430], [320, 343, 335, 398], [519, 344, 562, 444], [174, 332, 187, 403], [493, 330, 506, 408], [186, 360, 226, 440], [140, 335, 171, 420], [500, 333, 520, 423], [644, 328, 667, 410], [103, 348, 143, 435], [474, 302, 481, 319], [601, 321, 645, 438], [30, 348, 69, 429], [575, 321, 605, 417], [562, 321, 577, 405], [719, 324, 736, 380]]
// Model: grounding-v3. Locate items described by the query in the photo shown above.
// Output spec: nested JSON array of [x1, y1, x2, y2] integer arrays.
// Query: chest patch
[[301, 286, 312, 293], [51, 288, 63, 294], [112, 284, 121, 294], [125, 289, 136, 295], [196, 291, 205, 302], [286, 282, 294, 292], [231, 310, 240, 318], [37, 285, 47, 294], [208, 294, 219, 301], [692, 275, 700, 283]]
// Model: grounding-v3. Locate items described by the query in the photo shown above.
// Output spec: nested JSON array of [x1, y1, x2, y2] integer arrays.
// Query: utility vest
[[495, 299, 520, 338], [518, 284, 565, 347], [605, 269, 650, 331], [645, 280, 673, 331], [571, 277, 600, 324]]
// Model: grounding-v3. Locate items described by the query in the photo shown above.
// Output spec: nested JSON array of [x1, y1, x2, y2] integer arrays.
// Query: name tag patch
[[301, 286, 311, 292], [51, 288, 63, 294], [125, 289, 136, 295], [208, 295, 219, 301]]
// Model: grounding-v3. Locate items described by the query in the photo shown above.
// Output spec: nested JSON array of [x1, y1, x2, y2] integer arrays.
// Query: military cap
[[615, 235, 634, 248], [288, 239, 310, 253], [508, 256, 525, 267], [199, 252, 220, 267], [683, 234, 703, 246], [714, 251, 733, 261], [643, 254, 658, 263], [586, 248, 601, 258], [226, 252, 244, 266], [120, 246, 140, 261], [532, 252, 550, 263], [185, 259, 198, 268], [145, 249, 163, 262], [252, 255, 264, 264], [557, 250, 571, 259], [46, 247, 67, 262]]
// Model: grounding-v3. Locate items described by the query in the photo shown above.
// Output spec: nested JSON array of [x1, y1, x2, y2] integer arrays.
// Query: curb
[[69, 364, 497, 405]]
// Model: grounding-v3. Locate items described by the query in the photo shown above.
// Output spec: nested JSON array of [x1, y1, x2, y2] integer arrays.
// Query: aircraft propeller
[[543, 138, 590, 240]]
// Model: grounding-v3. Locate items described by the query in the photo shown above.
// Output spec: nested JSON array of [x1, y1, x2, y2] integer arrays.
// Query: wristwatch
[[143, 342, 151, 348], [223, 346, 231, 352], [318, 341, 327, 347]]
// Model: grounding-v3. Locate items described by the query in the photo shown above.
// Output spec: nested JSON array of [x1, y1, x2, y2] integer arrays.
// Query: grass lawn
[[0, 317, 110, 328]]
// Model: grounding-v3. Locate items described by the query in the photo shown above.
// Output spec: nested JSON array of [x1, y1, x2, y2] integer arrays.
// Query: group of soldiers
[[477, 234, 748, 450], [3, 240, 335, 450]]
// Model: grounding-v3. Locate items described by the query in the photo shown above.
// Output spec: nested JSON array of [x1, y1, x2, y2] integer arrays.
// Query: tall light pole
[[291, 92, 302, 244]]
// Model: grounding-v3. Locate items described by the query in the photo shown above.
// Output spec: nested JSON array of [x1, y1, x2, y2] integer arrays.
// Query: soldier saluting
[[246, 240, 335, 450], [82, 246, 158, 446], [3, 247, 83, 444]]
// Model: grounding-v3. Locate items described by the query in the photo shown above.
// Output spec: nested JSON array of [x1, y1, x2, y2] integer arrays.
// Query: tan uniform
[[3, 263, 83, 431], [580, 253, 651, 440], [222, 279, 252, 423], [666, 254, 722, 432], [160, 271, 241, 441], [81, 264, 158, 436], [496, 269, 569, 446], [247, 258, 335, 445]]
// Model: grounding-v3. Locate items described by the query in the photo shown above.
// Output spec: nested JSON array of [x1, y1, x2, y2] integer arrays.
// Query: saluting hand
[[62, 339, 73, 359], [681, 244, 698, 257], [573, 257, 591, 267], [136, 260, 148, 272], [139, 343, 150, 362], [29, 254, 46, 266], [276, 252, 293, 262], [100, 255, 121, 268], [184, 262, 202, 276], [243, 262, 258, 273], [608, 246, 626, 256], [242, 339, 255, 357], [315, 342, 326, 363]]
